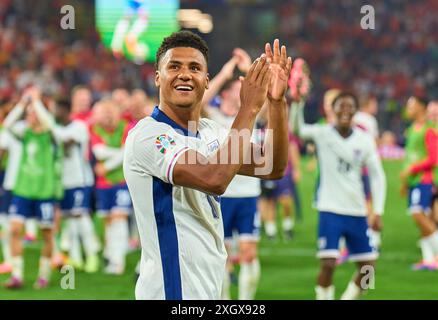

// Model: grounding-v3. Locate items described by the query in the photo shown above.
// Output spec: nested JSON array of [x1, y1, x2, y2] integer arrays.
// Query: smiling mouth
[[174, 85, 194, 92]]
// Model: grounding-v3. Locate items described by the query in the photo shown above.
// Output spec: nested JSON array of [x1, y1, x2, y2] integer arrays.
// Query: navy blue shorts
[[60, 187, 92, 215], [9, 195, 55, 227], [408, 183, 434, 214], [260, 173, 295, 199], [96, 184, 132, 215], [221, 197, 260, 241], [317, 211, 378, 262], [0, 190, 12, 215]]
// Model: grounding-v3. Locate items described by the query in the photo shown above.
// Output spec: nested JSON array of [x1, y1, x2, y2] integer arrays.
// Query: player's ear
[[155, 70, 160, 88], [205, 73, 210, 90]]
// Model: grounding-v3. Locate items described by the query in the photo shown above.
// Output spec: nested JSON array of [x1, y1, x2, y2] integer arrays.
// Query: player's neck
[[159, 103, 200, 132], [335, 125, 353, 138]]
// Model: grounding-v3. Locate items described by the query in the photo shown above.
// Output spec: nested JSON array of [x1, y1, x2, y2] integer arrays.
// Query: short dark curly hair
[[155, 30, 209, 69], [332, 91, 359, 110]]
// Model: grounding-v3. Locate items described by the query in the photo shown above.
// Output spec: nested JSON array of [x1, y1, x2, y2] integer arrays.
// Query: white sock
[[238, 259, 260, 300], [221, 268, 231, 300], [104, 222, 115, 260], [111, 19, 130, 52], [341, 281, 362, 300], [79, 214, 99, 257], [69, 218, 82, 263], [1, 215, 11, 263], [265, 221, 277, 237], [11, 256, 23, 279], [315, 285, 335, 300], [283, 217, 294, 232], [111, 219, 129, 269], [25, 218, 37, 238], [249, 258, 261, 299], [238, 262, 252, 300], [420, 237, 435, 263], [425, 231, 438, 255], [60, 219, 71, 252], [38, 256, 52, 280]]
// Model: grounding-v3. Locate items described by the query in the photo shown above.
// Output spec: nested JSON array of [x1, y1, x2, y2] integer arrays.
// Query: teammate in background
[[400, 96, 438, 270], [42, 98, 100, 273], [91, 99, 132, 275], [426, 100, 438, 225], [378, 131, 405, 160], [3, 88, 63, 289], [111, 0, 150, 62], [123, 31, 291, 299], [200, 49, 263, 300], [293, 91, 386, 300]]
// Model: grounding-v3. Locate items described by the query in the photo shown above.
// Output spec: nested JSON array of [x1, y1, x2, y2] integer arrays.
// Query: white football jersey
[[53, 121, 94, 189], [123, 107, 228, 300], [300, 124, 386, 216], [207, 107, 261, 198], [0, 129, 23, 191]]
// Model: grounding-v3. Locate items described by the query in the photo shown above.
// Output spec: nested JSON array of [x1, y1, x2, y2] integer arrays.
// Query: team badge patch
[[155, 134, 176, 154]]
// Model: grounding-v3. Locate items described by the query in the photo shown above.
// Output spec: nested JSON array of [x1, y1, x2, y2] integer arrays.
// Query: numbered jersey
[[301, 124, 384, 216], [123, 107, 228, 300]]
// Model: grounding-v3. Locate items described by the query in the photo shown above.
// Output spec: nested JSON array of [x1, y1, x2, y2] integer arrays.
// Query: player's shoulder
[[127, 116, 183, 145], [353, 127, 375, 147]]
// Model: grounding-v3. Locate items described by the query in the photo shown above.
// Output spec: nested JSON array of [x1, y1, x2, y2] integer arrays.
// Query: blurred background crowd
[[0, 0, 437, 141]]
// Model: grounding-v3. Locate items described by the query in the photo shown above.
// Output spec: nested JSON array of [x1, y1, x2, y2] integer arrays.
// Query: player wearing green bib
[[400, 96, 438, 270], [90, 99, 132, 275], [3, 88, 62, 289]]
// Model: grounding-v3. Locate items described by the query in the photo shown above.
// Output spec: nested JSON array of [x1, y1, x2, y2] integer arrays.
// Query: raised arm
[[3, 93, 30, 139], [173, 54, 272, 195], [237, 39, 292, 179]]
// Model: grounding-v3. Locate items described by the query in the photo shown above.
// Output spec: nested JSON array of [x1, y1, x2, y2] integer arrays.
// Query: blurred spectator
[[378, 131, 405, 160]]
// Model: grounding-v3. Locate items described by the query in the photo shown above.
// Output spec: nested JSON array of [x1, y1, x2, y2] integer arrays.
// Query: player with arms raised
[[292, 90, 386, 300]]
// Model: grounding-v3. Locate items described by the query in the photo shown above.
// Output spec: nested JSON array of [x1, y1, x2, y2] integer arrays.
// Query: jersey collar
[[151, 106, 200, 139]]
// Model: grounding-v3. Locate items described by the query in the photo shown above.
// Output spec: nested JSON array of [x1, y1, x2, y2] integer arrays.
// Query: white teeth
[[176, 85, 193, 91]]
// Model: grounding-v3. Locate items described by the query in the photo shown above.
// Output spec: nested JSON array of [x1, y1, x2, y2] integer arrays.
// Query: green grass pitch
[[1, 160, 437, 299]]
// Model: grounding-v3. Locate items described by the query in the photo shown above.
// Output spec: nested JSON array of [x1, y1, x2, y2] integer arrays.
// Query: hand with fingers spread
[[239, 54, 272, 114], [265, 39, 293, 102]]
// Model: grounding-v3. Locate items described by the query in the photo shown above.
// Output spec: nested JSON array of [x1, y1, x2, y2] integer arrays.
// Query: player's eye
[[169, 64, 179, 70], [191, 65, 200, 71]]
